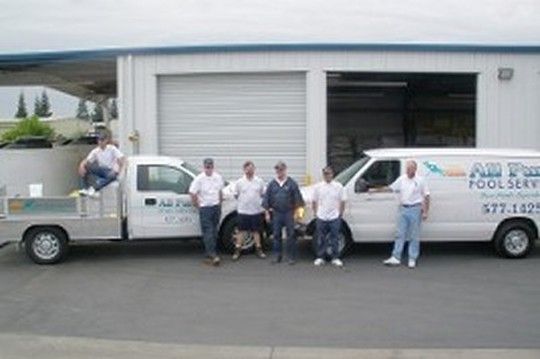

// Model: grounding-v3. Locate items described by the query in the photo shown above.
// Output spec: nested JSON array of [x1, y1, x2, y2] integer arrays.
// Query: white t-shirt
[[189, 172, 225, 207], [390, 174, 430, 206], [86, 145, 124, 172], [312, 180, 347, 221], [234, 175, 265, 215]]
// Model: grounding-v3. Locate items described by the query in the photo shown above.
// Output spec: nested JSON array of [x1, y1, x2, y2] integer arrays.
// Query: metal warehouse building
[[1, 43, 540, 182]]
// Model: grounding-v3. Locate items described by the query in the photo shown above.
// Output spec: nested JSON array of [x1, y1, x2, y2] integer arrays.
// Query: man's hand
[[422, 209, 428, 221], [264, 211, 271, 223]]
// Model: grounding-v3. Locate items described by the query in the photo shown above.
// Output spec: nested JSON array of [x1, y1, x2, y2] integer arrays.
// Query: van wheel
[[311, 221, 353, 259], [493, 221, 534, 258], [220, 216, 263, 254], [24, 226, 68, 264]]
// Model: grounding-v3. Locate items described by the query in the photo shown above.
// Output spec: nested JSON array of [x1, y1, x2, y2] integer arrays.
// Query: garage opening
[[327, 72, 476, 172]]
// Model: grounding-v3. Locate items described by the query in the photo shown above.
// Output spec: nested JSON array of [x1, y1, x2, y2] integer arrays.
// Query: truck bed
[[0, 183, 123, 243]]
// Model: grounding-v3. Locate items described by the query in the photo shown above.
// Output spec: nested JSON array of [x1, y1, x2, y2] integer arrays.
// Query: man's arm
[[78, 158, 88, 176], [422, 195, 430, 220], [188, 177, 200, 208]]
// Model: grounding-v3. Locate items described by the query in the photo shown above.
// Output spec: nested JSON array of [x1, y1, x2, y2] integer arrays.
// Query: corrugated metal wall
[[118, 50, 540, 182]]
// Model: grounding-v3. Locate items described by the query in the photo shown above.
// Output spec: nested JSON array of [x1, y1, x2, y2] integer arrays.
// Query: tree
[[110, 98, 118, 119], [76, 99, 90, 121], [33, 96, 42, 117], [15, 92, 28, 118], [39, 90, 52, 117], [91, 103, 104, 122], [1, 115, 54, 142]]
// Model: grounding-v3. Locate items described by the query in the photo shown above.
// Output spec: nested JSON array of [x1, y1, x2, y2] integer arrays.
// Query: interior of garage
[[327, 72, 476, 172]]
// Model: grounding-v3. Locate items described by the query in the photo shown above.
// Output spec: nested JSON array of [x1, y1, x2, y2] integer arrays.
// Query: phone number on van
[[481, 202, 540, 215]]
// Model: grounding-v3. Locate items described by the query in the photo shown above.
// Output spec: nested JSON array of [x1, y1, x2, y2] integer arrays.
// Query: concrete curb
[[0, 333, 539, 359]]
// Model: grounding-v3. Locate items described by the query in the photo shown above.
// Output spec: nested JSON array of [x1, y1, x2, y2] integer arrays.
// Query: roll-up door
[[157, 72, 306, 181]]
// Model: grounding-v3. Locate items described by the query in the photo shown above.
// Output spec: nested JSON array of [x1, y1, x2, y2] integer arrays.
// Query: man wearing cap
[[263, 161, 304, 265], [312, 166, 347, 268], [231, 161, 266, 261], [383, 160, 430, 269], [78, 131, 125, 197], [189, 158, 225, 266]]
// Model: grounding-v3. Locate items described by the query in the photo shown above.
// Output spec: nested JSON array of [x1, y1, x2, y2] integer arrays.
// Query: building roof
[[1, 42, 540, 99]]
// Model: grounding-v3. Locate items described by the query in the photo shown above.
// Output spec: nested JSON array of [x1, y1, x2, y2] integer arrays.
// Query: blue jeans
[[82, 163, 117, 190], [392, 205, 422, 261], [272, 210, 296, 260], [315, 218, 341, 260], [199, 205, 221, 257]]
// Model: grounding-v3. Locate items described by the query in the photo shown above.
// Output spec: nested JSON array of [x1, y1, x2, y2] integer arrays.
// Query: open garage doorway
[[327, 72, 476, 172]]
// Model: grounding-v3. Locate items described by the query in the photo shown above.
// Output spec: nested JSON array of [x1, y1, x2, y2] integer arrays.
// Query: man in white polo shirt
[[78, 132, 125, 197], [189, 158, 225, 266], [231, 161, 266, 261], [383, 160, 430, 269], [312, 166, 347, 268]]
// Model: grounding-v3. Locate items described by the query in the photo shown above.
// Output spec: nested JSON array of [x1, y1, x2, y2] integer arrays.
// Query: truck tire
[[311, 221, 353, 259], [24, 226, 69, 264], [219, 216, 268, 254], [493, 221, 535, 258]]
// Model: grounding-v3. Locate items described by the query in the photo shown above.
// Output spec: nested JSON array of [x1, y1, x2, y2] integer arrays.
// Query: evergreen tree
[[15, 92, 28, 118], [40, 90, 52, 117], [33, 96, 42, 117], [91, 103, 104, 122], [110, 98, 118, 119], [76, 99, 90, 121]]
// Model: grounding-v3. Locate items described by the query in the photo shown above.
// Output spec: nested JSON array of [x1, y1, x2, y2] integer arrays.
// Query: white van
[[302, 148, 540, 258]]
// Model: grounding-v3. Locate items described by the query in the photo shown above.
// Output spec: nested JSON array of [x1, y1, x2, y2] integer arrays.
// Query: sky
[[0, 0, 539, 118]]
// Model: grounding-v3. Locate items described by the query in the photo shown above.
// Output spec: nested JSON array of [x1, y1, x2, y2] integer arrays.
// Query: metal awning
[[0, 55, 116, 100]]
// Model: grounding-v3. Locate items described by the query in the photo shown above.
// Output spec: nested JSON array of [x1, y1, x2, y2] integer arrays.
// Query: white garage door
[[157, 72, 306, 181]]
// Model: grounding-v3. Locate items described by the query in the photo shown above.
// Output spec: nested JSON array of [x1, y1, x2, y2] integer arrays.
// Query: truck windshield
[[181, 161, 201, 176], [334, 156, 371, 185]]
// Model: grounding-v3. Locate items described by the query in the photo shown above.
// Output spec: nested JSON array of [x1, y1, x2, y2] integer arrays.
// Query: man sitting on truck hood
[[78, 132, 126, 197]]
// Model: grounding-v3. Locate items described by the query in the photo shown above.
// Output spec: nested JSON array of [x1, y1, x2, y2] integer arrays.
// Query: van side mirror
[[355, 178, 369, 193]]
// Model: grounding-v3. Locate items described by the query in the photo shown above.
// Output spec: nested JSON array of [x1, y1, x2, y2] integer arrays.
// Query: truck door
[[130, 164, 201, 238], [347, 159, 401, 242]]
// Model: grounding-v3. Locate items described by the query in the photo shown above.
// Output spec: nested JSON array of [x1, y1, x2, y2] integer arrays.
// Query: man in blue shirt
[[263, 161, 304, 265]]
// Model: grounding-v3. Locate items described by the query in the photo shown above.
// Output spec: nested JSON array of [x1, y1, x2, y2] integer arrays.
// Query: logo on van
[[423, 161, 466, 177]]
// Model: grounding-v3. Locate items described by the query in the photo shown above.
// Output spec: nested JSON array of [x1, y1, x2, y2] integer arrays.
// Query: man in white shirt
[[232, 161, 266, 261], [189, 158, 225, 266], [312, 166, 347, 268], [78, 132, 125, 197], [383, 160, 430, 269]]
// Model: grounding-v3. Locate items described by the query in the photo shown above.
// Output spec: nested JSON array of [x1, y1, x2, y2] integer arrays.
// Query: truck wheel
[[311, 222, 353, 259], [220, 216, 261, 254], [24, 226, 68, 264], [493, 221, 534, 258]]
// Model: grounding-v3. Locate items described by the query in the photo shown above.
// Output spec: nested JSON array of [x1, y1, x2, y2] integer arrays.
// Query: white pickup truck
[[0, 156, 245, 264]]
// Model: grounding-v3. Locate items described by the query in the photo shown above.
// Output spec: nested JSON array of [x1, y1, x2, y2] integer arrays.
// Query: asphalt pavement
[[0, 239, 539, 351]]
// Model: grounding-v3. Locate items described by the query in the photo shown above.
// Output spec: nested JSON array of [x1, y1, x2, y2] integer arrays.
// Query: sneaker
[[383, 256, 401, 266], [87, 187, 100, 198], [232, 247, 241, 261], [287, 259, 296, 266], [271, 256, 282, 264], [255, 247, 266, 259], [408, 259, 416, 269], [313, 258, 325, 266], [212, 256, 221, 266], [331, 258, 344, 268]]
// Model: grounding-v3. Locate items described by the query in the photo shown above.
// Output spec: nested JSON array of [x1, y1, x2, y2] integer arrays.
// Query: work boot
[[255, 246, 266, 259]]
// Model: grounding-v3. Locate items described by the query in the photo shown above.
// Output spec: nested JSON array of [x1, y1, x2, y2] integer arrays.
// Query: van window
[[355, 160, 400, 192], [137, 165, 193, 194]]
